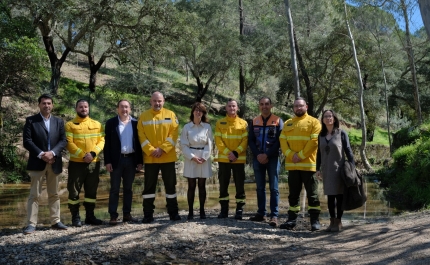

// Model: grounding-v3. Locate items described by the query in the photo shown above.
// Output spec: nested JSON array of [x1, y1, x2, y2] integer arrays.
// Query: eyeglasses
[[323, 115, 333, 119]]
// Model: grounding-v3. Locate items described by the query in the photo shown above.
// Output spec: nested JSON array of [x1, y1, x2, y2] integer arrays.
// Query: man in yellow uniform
[[215, 99, 248, 219], [138, 92, 180, 223], [279, 97, 322, 231], [66, 99, 105, 226]]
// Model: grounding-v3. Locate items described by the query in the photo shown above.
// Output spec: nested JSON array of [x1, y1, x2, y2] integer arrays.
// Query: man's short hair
[[117, 99, 131, 108], [259, 96, 272, 104], [38, 94, 53, 104], [294, 97, 307, 104], [227, 98, 238, 105], [75, 99, 89, 108]]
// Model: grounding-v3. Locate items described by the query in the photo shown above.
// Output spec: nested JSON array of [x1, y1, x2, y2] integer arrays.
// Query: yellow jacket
[[280, 113, 321, 171], [65, 116, 105, 162], [215, 115, 248, 164], [137, 108, 178, 163]]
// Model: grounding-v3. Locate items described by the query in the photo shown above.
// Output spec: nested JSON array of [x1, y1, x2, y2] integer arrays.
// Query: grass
[[346, 127, 390, 146]]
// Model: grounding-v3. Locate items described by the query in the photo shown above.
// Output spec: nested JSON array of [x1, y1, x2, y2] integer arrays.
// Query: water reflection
[[0, 175, 397, 229]]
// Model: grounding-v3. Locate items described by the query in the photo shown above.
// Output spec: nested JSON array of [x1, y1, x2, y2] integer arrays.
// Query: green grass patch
[[346, 127, 390, 146]]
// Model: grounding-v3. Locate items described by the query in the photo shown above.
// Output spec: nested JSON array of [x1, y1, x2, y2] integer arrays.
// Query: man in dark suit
[[22, 94, 68, 234], [104, 99, 143, 225]]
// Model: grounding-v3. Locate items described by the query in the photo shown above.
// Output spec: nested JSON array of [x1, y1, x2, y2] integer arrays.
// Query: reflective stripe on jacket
[[215, 115, 248, 164], [279, 113, 321, 171], [137, 108, 179, 163], [65, 116, 105, 162]]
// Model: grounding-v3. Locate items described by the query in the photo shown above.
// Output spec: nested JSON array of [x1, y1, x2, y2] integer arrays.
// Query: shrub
[[377, 132, 430, 210]]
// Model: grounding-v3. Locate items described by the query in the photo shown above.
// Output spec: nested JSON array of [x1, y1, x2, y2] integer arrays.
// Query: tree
[[174, 0, 241, 102], [343, 0, 373, 171], [418, 0, 430, 39], [0, 3, 46, 109], [284, 0, 300, 98]]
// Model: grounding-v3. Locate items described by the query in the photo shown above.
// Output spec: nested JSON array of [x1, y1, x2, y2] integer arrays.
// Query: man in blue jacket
[[248, 97, 283, 227], [104, 99, 143, 225]]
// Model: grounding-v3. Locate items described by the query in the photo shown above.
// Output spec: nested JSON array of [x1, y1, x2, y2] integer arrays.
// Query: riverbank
[[1, 210, 429, 264]]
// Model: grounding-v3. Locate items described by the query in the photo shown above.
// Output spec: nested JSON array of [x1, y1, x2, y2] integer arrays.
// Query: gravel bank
[[1, 210, 430, 265]]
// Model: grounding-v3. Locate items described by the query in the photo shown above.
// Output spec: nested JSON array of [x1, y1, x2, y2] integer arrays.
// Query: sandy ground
[[1, 210, 430, 264]]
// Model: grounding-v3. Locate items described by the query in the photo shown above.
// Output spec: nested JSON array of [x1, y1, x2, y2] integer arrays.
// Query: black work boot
[[84, 202, 103, 225], [217, 200, 229, 218], [169, 210, 181, 221], [280, 212, 297, 230], [234, 202, 245, 220], [142, 211, 154, 224], [310, 213, 321, 231], [68, 203, 82, 227], [71, 212, 82, 227]]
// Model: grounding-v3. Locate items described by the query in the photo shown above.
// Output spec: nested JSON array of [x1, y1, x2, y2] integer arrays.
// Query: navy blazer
[[23, 113, 67, 174], [104, 116, 143, 169]]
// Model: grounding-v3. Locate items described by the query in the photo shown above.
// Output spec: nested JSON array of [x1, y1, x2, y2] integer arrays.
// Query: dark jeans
[[108, 156, 136, 218], [68, 161, 100, 202], [142, 162, 178, 213], [288, 170, 320, 216], [253, 157, 280, 217], [218, 163, 246, 203]]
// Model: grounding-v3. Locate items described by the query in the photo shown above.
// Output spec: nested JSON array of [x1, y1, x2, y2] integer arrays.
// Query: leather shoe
[[249, 214, 266, 222], [23, 225, 36, 234], [109, 217, 118, 226], [51, 222, 68, 230], [187, 213, 194, 220], [123, 214, 138, 223], [269, 217, 278, 227]]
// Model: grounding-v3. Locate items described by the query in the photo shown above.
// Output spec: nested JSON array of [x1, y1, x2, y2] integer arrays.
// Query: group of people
[[22, 92, 354, 234]]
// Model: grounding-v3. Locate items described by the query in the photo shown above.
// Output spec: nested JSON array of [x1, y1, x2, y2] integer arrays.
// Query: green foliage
[[0, 5, 47, 103], [377, 121, 430, 210], [0, 106, 28, 183], [392, 122, 430, 150]]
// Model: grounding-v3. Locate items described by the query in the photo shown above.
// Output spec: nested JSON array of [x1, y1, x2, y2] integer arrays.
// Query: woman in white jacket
[[180, 102, 213, 220]]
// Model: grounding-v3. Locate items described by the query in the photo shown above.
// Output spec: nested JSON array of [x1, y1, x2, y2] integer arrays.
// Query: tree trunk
[[88, 54, 105, 92], [401, 0, 422, 125], [284, 0, 300, 98], [195, 79, 204, 102], [239, 0, 246, 116], [377, 48, 393, 154], [343, 1, 372, 172], [362, 74, 375, 142], [42, 36, 70, 95], [293, 29, 314, 116], [418, 0, 430, 39]]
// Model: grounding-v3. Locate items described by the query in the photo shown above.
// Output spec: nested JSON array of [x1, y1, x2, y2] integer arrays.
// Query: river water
[[0, 174, 396, 229]]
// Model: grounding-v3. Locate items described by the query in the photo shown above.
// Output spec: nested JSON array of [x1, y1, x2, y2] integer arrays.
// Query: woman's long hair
[[189, 102, 208, 123], [320, 110, 340, 136]]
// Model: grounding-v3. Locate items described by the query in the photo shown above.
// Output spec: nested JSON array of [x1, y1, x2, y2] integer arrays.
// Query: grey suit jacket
[[23, 113, 67, 174]]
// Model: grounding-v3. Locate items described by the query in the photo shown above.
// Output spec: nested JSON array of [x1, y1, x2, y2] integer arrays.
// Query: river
[[0, 174, 396, 229]]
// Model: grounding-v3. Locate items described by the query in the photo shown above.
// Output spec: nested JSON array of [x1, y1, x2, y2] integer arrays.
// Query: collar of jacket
[[150, 108, 163, 115], [73, 115, 90, 123], [226, 115, 238, 122], [293, 112, 308, 121]]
